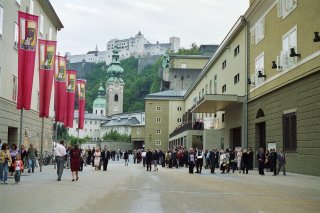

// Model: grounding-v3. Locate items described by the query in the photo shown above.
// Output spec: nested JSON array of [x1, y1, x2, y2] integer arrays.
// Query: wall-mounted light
[[272, 61, 277, 69], [314, 32, 320, 42], [290, 48, 301, 58], [258, 71, 266, 78]]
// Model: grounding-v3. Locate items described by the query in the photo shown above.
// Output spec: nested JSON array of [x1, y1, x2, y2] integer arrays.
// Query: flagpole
[[40, 117, 44, 172], [18, 109, 24, 150]]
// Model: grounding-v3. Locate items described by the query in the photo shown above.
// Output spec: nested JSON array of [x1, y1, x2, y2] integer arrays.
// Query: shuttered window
[[282, 112, 297, 151]]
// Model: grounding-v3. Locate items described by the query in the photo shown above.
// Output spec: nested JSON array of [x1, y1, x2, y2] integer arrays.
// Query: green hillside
[[84, 57, 162, 113]]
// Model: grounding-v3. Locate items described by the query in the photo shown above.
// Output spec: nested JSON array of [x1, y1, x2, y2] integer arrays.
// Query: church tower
[[92, 84, 107, 116], [106, 47, 124, 116]]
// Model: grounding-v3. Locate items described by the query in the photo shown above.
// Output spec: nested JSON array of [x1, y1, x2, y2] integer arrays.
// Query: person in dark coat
[[70, 144, 81, 181], [271, 149, 278, 176], [209, 148, 216, 174], [101, 147, 110, 171], [241, 149, 249, 174], [146, 149, 153, 171], [248, 148, 253, 170], [188, 148, 195, 174], [123, 150, 129, 166], [152, 150, 159, 171], [257, 148, 265, 175], [277, 149, 286, 175]]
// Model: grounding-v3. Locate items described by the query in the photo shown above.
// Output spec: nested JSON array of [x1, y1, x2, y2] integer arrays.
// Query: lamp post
[[181, 75, 184, 90]]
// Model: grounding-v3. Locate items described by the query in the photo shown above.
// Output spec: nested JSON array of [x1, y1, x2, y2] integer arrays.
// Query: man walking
[[195, 147, 203, 174], [271, 149, 278, 176], [55, 140, 66, 181], [257, 147, 265, 175], [146, 149, 153, 171], [101, 146, 110, 171], [209, 148, 216, 174], [277, 148, 286, 175]]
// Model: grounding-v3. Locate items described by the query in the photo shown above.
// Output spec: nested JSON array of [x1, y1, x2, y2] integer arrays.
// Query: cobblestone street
[[1, 159, 320, 213]]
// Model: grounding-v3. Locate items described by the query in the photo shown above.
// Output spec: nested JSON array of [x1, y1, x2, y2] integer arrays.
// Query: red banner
[[17, 11, 38, 110], [77, 80, 86, 129], [64, 70, 77, 128], [54, 56, 67, 122], [38, 39, 57, 118]]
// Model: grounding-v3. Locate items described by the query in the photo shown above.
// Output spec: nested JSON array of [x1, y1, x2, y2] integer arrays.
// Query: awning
[[191, 94, 245, 113]]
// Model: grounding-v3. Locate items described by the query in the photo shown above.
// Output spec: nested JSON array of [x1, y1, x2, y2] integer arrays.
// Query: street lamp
[[181, 75, 184, 90]]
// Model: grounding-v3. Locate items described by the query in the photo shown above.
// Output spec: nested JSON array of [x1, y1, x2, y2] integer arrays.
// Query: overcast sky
[[50, 0, 249, 55]]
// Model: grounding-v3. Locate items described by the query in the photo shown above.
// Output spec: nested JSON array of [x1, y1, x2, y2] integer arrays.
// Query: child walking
[[14, 154, 24, 184]]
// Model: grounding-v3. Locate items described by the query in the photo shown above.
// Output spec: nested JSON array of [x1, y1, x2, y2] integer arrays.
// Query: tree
[[176, 43, 201, 55], [102, 130, 130, 142]]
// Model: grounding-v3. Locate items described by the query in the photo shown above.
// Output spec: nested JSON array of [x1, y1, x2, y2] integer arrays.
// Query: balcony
[[169, 121, 204, 138]]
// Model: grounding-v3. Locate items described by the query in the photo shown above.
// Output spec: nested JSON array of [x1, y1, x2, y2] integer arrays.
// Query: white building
[[66, 31, 180, 65], [0, 0, 63, 151]]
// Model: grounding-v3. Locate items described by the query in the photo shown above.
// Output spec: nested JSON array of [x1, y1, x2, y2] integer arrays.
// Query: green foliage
[[84, 57, 162, 113], [53, 123, 69, 141], [102, 130, 130, 141], [174, 43, 201, 55], [69, 135, 91, 146]]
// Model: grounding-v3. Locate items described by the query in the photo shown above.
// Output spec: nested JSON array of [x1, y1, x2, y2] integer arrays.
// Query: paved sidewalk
[[0, 159, 319, 213]]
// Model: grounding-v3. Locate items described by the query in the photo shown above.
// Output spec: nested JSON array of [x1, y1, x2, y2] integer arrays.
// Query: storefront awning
[[191, 94, 245, 113]]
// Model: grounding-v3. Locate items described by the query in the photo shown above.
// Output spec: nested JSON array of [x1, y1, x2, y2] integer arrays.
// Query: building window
[[156, 117, 161, 123], [90, 121, 92, 124], [180, 63, 187, 68], [177, 107, 182, 111], [0, 5, 3, 38], [209, 80, 212, 94], [29, 0, 34, 14], [214, 75, 217, 94], [255, 53, 265, 86], [155, 140, 161, 146], [279, 26, 297, 69], [76, 120, 78, 124], [222, 84, 226, 93], [156, 106, 161, 111], [95, 121, 97, 124], [85, 120, 87, 124], [205, 84, 208, 94], [49, 26, 52, 40], [39, 13, 44, 35], [137, 128, 141, 134], [282, 112, 297, 151], [90, 129, 92, 133], [114, 94, 118, 102], [156, 129, 161, 134], [222, 60, 227, 69], [14, 22, 18, 49], [12, 75, 17, 101], [177, 118, 182, 123], [222, 113, 225, 122], [234, 45, 240, 57], [278, 0, 297, 18], [234, 73, 240, 84], [101, 110, 103, 114], [250, 17, 265, 44], [85, 128, 87, 132]]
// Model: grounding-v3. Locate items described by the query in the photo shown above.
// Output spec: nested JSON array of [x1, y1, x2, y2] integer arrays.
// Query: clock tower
[[106, 47, 124, 116]]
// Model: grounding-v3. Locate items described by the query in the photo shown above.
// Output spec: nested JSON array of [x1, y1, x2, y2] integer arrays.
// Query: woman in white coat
[[237, 149, 243, 173]]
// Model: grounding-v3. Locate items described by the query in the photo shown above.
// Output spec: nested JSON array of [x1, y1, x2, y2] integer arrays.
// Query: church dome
[[93, 84, 107, 108]]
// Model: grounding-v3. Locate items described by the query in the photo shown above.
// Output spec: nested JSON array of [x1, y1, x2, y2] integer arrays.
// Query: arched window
[[256, 108, 265, 118], [114, 94, 118, 102]]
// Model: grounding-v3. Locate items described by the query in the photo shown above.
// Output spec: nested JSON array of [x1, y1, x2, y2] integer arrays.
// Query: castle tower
[[106, 47, 124, 116], [92, 84, 107, 116]]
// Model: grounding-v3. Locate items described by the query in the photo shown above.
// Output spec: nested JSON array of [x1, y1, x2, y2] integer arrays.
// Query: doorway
[[256, 122, 266, 150], [230, 127, 241, 150], [8, 127, 18, 146]]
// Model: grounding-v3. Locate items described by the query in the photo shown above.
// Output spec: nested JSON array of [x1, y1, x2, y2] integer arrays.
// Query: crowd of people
[[0, 137, 287, 185], [132, 146, 286, 176]]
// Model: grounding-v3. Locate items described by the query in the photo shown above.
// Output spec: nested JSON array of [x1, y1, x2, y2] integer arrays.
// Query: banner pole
[[18, 109, 24, 150], [77, 128, 79, 145], [40, 117, 44, 172]]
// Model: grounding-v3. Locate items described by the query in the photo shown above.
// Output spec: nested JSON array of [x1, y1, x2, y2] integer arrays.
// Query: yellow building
[[245, 0, 320, 176]]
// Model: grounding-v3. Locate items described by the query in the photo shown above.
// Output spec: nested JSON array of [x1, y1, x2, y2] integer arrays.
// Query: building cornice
[[38, 0, 64, 30]]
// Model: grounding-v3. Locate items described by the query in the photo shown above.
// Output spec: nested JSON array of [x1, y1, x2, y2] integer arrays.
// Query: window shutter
[[290, 114, 297, 150], [250, 27, 256, 43], [277, 0, 283, 17], [282, 114, 290, 151]]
